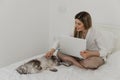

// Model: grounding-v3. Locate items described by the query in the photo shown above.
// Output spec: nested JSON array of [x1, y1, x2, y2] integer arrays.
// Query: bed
[[0, 24, 120, 80]]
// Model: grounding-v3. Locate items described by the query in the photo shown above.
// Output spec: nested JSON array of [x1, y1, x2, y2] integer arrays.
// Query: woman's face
[[75, 19, 85, 32]]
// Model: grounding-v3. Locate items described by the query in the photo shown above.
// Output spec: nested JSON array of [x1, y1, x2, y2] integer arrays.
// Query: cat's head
[[16, 65, 27, 74]]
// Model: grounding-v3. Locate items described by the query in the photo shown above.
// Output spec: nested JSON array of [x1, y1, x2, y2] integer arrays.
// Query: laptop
[[59, 36, 86, 58]]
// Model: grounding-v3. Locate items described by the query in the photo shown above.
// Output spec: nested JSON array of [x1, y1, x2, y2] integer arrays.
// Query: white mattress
[[0, 51, 120, 80]]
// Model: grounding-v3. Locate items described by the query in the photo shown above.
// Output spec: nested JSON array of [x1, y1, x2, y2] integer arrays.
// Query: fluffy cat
[[16, 55, 72, 74]]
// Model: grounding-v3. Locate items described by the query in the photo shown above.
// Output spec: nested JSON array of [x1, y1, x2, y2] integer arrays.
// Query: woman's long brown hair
[[74, 11, 92, 38]]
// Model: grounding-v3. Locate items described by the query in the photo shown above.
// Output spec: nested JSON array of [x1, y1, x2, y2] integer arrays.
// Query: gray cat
[[16, 55, 72, 74]]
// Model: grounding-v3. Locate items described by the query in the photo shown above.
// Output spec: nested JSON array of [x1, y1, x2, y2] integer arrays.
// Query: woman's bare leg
[[80, 56, 105, 69], [57, 51, 84, 68]]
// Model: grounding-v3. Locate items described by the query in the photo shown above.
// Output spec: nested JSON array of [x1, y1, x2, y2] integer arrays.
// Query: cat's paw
[[49, 68, 58, 72]]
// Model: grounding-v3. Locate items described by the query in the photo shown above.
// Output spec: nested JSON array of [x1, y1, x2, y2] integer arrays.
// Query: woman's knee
[[80, 57, 105, 69]]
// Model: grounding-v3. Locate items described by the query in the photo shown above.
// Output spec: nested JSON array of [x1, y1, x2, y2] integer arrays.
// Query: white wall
[[1, 0, 120, 68], [49, 0, 120, 47], [0, 0, 49, 68]]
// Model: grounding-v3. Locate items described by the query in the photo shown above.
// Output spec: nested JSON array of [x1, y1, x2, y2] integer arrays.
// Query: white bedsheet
[[0, 51, 120, 80]]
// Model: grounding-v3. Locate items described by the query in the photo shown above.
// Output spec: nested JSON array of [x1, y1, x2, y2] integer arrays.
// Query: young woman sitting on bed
[[45, 11, 112, 69]]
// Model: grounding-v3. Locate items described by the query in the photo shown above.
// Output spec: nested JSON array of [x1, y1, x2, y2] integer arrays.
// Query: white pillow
[[59, 35, 86, 58], [100, 30, 116, 56]]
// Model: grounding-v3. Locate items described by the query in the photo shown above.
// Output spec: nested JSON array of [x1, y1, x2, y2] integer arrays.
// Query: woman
[[45, 11, 110, 69]]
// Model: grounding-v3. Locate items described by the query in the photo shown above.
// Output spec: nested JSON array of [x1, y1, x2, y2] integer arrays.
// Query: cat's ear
[[49, 68, 58, 72]]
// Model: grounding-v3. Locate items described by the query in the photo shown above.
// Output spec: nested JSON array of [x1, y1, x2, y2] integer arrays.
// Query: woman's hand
[[80, 50, 100, 59], [80, 51, 90, 59], [45, 48, 55, 58]]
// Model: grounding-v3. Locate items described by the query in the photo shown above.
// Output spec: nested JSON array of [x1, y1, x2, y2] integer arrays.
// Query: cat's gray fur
[[16, 55, 72, 74], [16, 55, 61, 74]]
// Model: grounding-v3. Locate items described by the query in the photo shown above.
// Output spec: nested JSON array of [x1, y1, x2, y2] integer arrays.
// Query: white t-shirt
[[51, 27, 114, 61]]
